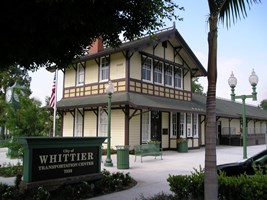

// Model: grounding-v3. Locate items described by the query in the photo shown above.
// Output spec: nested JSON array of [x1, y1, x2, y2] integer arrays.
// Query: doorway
[[151, 111, 162, 141]]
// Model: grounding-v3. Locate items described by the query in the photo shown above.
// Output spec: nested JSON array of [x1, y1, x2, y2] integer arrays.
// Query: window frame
[[153, 61, 163, 85], [193, 113, 198, 137], [171, 112, 178, 138], [180, 113, 185, 138], [75, 109, 83, 137], [142, 56, 153, 82], [142, 110, 151, 143], [100, 56, 110, 81], [76, 63, 85, 85], [164, 64, 173, 87], [174, 67, 183, 89]]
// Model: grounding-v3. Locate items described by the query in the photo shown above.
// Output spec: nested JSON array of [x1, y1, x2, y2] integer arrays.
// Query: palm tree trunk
[[204, 14, 218, 200]]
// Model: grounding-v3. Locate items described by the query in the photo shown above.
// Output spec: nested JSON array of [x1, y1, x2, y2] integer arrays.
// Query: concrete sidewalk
[[90, 145, 266, 200], [0, 145, 266, 199]]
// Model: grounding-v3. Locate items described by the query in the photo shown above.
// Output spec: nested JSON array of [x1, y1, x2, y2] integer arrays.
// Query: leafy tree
[[0, 0, 181, 69], [205, 0, 261, 199], [260, 100, 267, 111], [192, 77, 205, 95], [6, 97, 50, 137], [0, 65, 31, 99], [0, 65, 31, 140], [5, 96, 51, 158]]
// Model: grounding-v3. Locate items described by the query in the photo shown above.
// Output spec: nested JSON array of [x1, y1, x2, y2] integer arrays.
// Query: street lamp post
[[228, 69, 259, 159], [104, 80, 114, 167]]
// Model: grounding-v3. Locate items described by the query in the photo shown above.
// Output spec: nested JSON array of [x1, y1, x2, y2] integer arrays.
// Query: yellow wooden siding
[[220, 118, 241, 135], [110, 110, 125, 148], [175, 55, 183, 65], [184, 72, 191, 91], [187, 138, 193, 148], [161, 112, 169, 148], [129, 110, 141, 148], [84, 111, 97, 137], [165, 45, 174, 61], [130, 53, 141, 79], [232, 119, 241, 134], [110, 53, 125, 79], [247, 121, 265, 134], [143, 47, 153, 54], [248, 121, 253, 134], [63, 113, 73, 136], [170, 138, 177, 149], [154, 45, 164, 58], [260, 122, 267, 134], [193, 138, 199, 147], [64, 68, 75, 87], [85, 60, 98, 84]]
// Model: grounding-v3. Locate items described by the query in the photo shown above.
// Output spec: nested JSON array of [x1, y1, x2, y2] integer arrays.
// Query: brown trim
[[129, 78, 191, 101], [96, 107, 99, 137], [140, 109, 142, 145], [63, 78, 126, 98], [125, 105, 130, 145], [72, 110, 75, 137]]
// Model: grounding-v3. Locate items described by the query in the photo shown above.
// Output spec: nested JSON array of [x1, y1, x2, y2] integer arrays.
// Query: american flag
[[49, 73, 56, 109]]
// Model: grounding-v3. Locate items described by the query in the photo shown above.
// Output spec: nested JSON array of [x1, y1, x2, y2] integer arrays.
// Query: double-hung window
[[171, 113, 178, 138], [180, 113, 185, 138], [100, 56, 109, 81], [75, 109, 83, 137], [187, 113, 192, 137], [153, 61, 163, 84], [142, 57, 152, 82], [142, 110, 150, 142], [193, 114, 198, 137], [76, 63, 85, 85], [174, 67, 182, 89], [164, 64, 173, 86]]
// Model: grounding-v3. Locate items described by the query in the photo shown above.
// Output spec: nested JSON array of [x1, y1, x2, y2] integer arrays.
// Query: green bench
[[134, 143, 162, 162]]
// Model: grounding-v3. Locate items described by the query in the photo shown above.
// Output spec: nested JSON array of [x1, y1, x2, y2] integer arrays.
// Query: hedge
[[167, 167, 267, 200]]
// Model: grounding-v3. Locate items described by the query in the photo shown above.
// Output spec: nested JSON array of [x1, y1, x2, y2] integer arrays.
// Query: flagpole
[[52, 69, 58, 137]]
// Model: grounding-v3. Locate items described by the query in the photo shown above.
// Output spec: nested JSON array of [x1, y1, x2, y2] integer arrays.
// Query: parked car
[[217, 149, 267, 176]]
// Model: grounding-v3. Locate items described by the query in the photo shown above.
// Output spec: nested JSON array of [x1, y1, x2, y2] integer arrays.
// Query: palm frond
[[218, 0, 261, 28]]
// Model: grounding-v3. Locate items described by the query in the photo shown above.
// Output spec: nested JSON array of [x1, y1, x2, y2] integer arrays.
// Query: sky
[[29, 0, 267, 107]]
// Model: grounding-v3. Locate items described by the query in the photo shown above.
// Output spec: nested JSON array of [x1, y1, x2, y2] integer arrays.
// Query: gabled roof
[[192, 93, 267, 120], [75, 27, 207, 77]]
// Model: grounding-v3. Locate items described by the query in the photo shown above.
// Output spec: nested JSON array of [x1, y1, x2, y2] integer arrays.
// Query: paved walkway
[[91, 145, 266, 200], [1, 145, 266, 199]]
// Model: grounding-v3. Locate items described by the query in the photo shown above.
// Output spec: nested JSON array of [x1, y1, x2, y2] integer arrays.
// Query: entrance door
[[151, 111, 161, 141]]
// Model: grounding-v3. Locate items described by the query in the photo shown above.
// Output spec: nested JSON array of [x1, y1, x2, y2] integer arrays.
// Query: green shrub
[[168, 167, 267, 200], [95, 169, 134, 194], [0, 162, 23, 177], [33, 187, 50, 200], [137, 192, 175, 200], [218, 170, 267, 200], [167, 166, 204, 200], [0, 169, 135, 199]]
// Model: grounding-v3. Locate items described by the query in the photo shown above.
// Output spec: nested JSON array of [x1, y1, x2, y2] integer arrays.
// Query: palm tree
[[205, 0, 260, 199]]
